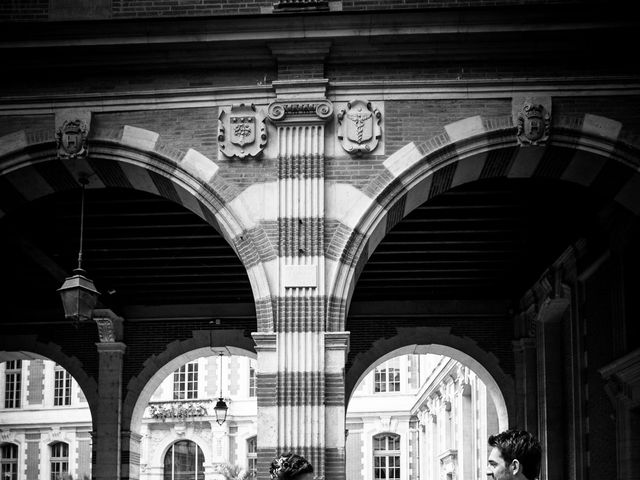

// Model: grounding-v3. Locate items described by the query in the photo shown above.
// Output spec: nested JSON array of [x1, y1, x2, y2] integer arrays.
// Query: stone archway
[[0, 335, 99, 422], [326, 113, 640, 331], [0, 125, 276, 331], [345, 327, 513, 430], [122, 329, 256, 480]]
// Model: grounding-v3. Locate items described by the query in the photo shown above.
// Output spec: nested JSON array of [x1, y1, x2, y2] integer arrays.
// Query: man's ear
[[510, 459, 521, 475]]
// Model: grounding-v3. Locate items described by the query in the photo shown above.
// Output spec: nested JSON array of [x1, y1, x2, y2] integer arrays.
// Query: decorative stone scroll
[[93, 309, 124, 343], [267, 99, 333, 124], [516, 101, 551, 146], [337, 99, 382, 155], [56, 119, 89, 160], [218, 104, 267, 160]]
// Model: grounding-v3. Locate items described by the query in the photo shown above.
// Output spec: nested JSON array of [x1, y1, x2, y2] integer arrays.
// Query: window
[[1, 443, 18, 480], [247, 436, 257, 479], [173, 362, 198, 400], [164, 440, 204, 480], [249, 367, 256, 398], [374, 361, 400, 393], [54, 365, 72, 406], [50, 442, 69, 480], [373, 434, 400, 480], [4, 361, 21, 408]]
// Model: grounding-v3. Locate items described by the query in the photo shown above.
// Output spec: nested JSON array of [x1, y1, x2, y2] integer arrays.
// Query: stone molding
[[267, 99, 333, 125], [94, 308, 124, 343], [600, 348, 640, 405]]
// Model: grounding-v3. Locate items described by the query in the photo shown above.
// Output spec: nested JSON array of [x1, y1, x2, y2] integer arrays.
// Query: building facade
[[2, 2, 640, 480], [346, 355, 498, 480], [0, 359, 92, 480]]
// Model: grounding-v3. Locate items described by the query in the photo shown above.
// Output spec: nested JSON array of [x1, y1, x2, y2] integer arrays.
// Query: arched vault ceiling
[[0, 188, 253, 319], [352, 177, 610, 303]]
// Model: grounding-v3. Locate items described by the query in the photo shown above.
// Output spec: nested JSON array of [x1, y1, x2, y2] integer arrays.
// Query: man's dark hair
[[269, 453, 313, 480], [488, 429, 541, 480]]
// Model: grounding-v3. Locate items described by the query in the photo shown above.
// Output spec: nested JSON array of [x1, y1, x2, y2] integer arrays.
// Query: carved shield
[[345, 109, 373, 144], [230, 116, 255, 147], [516, 102, 550, 146], [56, 119, 88, 159], [218, 104, 267, 160], [337, 99, 382, 156], [523, 114, 544, 142]]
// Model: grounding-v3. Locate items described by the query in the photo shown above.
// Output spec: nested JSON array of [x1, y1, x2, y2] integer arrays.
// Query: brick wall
[[384, 99, 511, 153], [345, 314, 514, 377], [0, 115, 53, 137]]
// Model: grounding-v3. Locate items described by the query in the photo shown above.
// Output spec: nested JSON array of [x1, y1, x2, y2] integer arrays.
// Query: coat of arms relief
[[218, 104, 267, 160], [516, 101, 551, 146], [337, 99, 382, 155]]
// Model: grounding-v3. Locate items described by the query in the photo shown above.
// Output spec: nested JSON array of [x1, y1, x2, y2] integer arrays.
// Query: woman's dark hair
[[269, 453, 313, 480], [488, 429, 541, 480]]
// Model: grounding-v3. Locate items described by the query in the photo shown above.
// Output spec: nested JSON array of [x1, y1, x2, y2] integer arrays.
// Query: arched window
[[50, 442, 69, 480], [1, 443, 18, 480], [373, 434, 400, 480], [247, 436, 257, 478], [164, 440, 205, 480]]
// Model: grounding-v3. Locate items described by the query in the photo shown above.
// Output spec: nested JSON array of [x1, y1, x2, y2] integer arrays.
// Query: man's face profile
[[487, 446, 514, 480]]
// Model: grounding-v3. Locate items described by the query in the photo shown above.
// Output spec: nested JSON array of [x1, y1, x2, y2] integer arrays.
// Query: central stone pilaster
[[260, 79, 333, 478]]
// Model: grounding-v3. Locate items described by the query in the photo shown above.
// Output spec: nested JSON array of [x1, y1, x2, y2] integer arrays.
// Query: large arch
[[327, 113, 640, 331], [0, 334, 99, 425], [0, 125, 276, 330], [345, 327, 513, 430]]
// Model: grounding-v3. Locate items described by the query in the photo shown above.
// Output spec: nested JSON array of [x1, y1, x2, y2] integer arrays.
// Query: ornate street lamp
[[214, 352, 229, 425], [57, 177, 100, 324]]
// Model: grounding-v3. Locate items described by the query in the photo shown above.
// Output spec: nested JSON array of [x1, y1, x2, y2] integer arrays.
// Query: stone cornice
[[1, 5, 635, 50], [2, 77, 639, 116]]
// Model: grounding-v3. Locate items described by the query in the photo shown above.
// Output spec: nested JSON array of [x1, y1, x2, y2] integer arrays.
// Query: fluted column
[[264, 93, 336, 479]]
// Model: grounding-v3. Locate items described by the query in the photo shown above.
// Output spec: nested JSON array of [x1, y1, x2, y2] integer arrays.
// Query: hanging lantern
[[58, 177, 100, 323], [214, 397, 228, 425], [58, 268, 100, 322], [214, 352, 229, 425]]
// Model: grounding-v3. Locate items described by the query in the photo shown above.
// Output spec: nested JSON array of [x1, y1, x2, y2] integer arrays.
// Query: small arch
[[0, 126, 276, 331], [123, 329, 256, 434], [0, 335, 98, 424], [327, 113, 640, 331], [345, 328, 513, 430]]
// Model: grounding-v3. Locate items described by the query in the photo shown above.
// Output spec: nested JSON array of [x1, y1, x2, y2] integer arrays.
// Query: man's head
[[269, 453, 313, 480], [487, 429, 541, 480]]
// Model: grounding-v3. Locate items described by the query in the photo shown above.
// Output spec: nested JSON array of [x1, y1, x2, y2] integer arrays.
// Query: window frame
[[163, 440, 205, 480], [173, 362, 198, 401], [247, 436, 257, 479], [4, 360, 22, 409], [373, 433, 401, 480], [54, 365, 72, 406], [50, 441, 69, 480], [374, 364, 400, 393], [1, 443, 18, 480]]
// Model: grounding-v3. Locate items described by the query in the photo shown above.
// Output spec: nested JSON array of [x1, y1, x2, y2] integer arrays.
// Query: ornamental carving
[[267, 99, 333, 124], [516, 102, 550, 146], [94, 312, 123, 343], [337, 99, 382, 155], [218, 104, 267, 160], [148, 400, 211, 421], [56, 119, 89, 160]]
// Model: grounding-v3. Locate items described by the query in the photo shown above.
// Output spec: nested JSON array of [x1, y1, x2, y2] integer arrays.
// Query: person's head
[[269, 453, 313, 480], [487, 429, 541, 480]]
